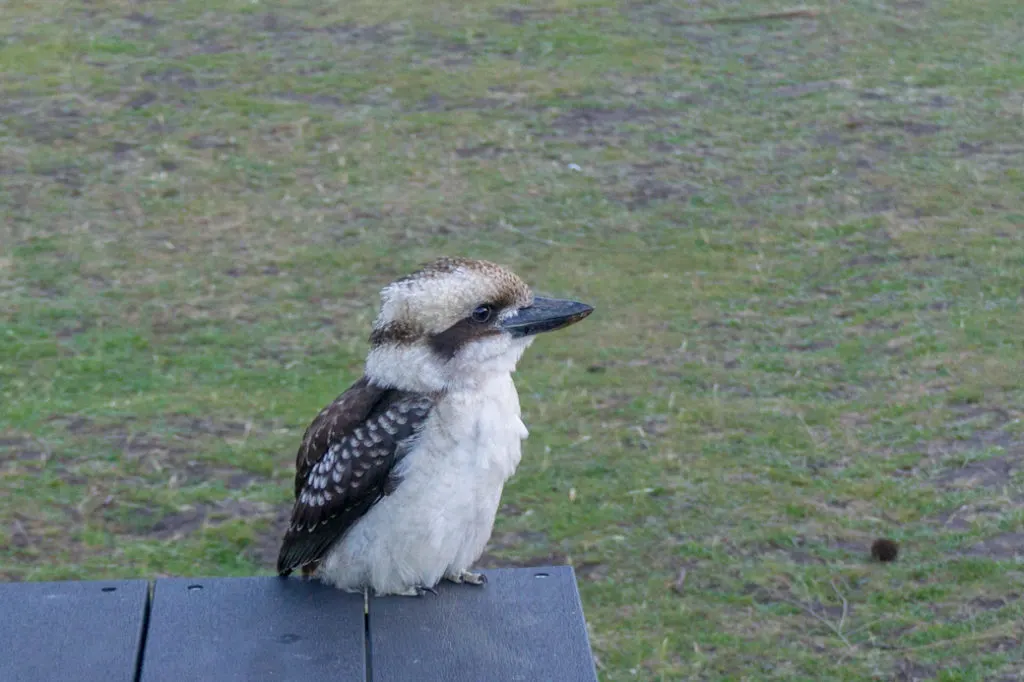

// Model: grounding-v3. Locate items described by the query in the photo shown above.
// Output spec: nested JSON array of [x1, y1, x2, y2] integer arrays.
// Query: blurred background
[[2, 0, 1022, 678]]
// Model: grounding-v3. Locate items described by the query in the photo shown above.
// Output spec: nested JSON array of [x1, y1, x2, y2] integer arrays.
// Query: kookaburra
[[276, 257, 593, 596]]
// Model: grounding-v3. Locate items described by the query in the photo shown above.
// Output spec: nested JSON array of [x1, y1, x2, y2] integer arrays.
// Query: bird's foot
[[446, 570, 487, 586], [385, 584, 438, 597]]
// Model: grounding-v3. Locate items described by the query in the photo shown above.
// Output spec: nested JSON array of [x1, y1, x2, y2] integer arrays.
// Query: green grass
[[3, 0, 1024, 678]]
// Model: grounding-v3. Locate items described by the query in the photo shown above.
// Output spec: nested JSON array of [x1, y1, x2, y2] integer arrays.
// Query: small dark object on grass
[[871, 538, 899, 562]]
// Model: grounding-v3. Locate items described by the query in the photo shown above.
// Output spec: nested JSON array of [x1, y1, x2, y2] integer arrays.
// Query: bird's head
[[364, 257, 593, 392]]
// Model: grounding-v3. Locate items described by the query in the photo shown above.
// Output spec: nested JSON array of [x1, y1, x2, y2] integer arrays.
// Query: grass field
[[2, 0, 1023, 678]]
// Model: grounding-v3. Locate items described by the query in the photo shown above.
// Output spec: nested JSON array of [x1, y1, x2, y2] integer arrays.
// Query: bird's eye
[[471, 304, 493, 323]]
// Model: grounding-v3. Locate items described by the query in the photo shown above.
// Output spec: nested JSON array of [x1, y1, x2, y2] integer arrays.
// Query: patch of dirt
[[829, 537, 870, 555], [964, 533, 1024, 560], [5, 510, 92, 570], [892, 120, 943, 136], [765, 545, 827, 565], [454, 144, 512, 159], [741, 582, 852, 622], [927, 95, 957, 108], [771, 79, 850, 99], [0, 436, 49, 463], [865, 319, 905, 332], [0, 436, 32, 448], [224, 264, 284, 278], [271, 92, 346, 108], [143, 68, 223, 91], [741, 582, 777, 604], [253, 11, 298, 34], [498, 7, 564, 24], [955, 142, 1024, 172], [842, 119, 943, 137], [91, 497, 282, 559], [755, 535, 869, 565], [950, 404, 1015, 425], [550, 106, 679, 140], [807, 597, 853, 622], [321, 22, 404, 45], [152, 22, 236, 57], [478, 529, 564, 568], [44, 414, 274, 489], [929, 494, 1022, 531], [617, 176, 702, 210], [124, 91, 158, 110], [901, 405, 1024, 489], [409, 95, 505, 113], [994, 675, 1024, 682], [573, 562, 609, 582], [186, 134, 238, 150], [143, 506, 209, 539], [145, 500, 277, 539], [958, 141, 1024, 158], [982, 637, 1020, 654], [477, 550, 570, 570], [481, 559, 604, 589], [227, 14, 406, 66], [933, 456, 1017, 489], [245, 504, 292, 569], [844, 253, 901, 268], [486, 529, 550, 550], [36, 164, 84, 192], [970, 594, 1019, 611], [55, 413, 260, 439], [497, 503, 525, 518], [125, 11, 162, 27], [7, 104, 88, 144], [168, 415, 268, 437], [860, 90, 892, 102], [171, 461, 264, 490], [894, 659, 936, 681], [931, 507, 974, 531], [785, 340, 837, 352]]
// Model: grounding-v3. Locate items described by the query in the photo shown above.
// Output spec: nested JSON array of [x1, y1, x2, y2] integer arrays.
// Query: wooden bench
[[0, 565, 597, 682]]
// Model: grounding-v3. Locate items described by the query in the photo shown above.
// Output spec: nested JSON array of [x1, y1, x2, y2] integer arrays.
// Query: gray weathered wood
[[138, 576, 365, 682], [369, 565, 597, 682], [0, 579, 149, 682]]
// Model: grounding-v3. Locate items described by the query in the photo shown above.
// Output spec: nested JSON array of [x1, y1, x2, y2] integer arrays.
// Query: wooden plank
[[369, 565, 597, 682], [138, 576, 366, 682], [0, 579, 149, 682]]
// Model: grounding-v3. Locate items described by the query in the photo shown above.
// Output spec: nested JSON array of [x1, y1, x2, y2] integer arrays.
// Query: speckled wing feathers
[[276, 378, 434, 576]]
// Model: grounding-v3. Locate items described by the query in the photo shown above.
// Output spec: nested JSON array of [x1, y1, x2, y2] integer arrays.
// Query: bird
[[276, 257, 593, 596]]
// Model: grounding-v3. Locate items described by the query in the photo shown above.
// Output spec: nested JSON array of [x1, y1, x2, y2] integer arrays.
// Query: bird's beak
[[500, 297, 594, 338]]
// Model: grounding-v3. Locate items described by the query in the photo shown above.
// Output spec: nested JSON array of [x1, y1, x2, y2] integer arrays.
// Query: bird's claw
[[447, 570, 487, 586], [415, 584, 438, 597]]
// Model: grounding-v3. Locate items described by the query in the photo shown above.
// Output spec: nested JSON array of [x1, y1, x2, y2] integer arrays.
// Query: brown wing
[[293, 376, 383, 498], [277, 377, 434, 576]]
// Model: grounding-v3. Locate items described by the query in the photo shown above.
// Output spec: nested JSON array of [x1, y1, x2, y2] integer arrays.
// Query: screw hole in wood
[[534, 572, 549, 578], [101, 587, 117, 592], [187, 584, 203, 591]]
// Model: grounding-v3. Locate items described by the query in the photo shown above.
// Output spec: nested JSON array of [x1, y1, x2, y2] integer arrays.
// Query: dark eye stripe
[[369, 321, 421, 347], [428, 316, 502, 360]]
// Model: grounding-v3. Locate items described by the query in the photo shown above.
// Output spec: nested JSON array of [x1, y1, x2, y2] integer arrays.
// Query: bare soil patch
[[42, 414, 274, 490], [964, 533, 1024, 560], [124, 500, 278, 540]]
